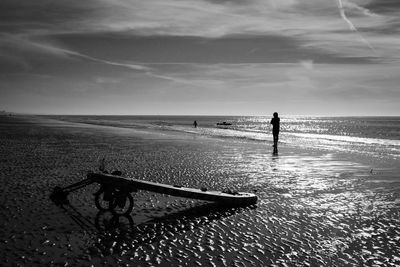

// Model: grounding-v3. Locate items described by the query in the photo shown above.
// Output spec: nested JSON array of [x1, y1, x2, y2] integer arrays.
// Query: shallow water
[[0, 115, 399, 266], [47, 115, 400, 159]]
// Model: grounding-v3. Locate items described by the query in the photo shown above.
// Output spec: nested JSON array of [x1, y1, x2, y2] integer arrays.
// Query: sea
[[49, 115, 400, 160]]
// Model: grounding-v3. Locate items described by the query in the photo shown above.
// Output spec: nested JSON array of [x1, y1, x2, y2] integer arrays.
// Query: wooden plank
[[88, 173, 257, 206]]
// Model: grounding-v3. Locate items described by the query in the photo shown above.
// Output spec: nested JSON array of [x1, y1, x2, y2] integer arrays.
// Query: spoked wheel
[[109, 190, 134, 216], [94, 187, 114, 211]]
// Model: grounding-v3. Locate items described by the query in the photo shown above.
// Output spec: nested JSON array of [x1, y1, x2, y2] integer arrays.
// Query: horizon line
[[3, 112, 400, 118]]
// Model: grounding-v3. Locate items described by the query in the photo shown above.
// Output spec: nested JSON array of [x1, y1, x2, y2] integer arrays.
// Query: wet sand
[[0, 115, 399, 266]]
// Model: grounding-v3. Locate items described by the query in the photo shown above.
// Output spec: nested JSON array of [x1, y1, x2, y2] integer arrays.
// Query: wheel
[[110, 191, 134, 216], [94, 188, 113, 211]]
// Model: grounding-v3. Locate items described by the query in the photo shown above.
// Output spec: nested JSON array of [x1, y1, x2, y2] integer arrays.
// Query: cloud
[[49, 32, 382, 65], [1, 0, 400, 115], [0, 33, 151, 76], [2, 58, 400, 115], [1, 0, 398, 61], [364, 0, 400, 14], [300, 60, 314, 70]]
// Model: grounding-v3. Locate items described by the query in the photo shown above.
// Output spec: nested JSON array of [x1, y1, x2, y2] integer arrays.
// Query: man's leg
[[273, 135, 278, 154]]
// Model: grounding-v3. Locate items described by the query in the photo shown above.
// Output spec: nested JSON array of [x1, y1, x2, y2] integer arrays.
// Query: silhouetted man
[[270, 112, 280, 153]]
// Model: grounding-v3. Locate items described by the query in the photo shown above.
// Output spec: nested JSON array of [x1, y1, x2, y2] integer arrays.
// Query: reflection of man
[[270, 112, 280, 153]]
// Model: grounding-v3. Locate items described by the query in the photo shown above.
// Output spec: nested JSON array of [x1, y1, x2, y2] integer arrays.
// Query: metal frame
[[50, 172, 135, 215]]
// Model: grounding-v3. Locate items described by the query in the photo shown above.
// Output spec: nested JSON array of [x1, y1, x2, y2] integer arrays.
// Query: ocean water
[[49, 115, 400, 160]]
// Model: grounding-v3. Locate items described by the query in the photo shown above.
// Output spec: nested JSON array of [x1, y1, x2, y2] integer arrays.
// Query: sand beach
[[0, 115, 399, 266]]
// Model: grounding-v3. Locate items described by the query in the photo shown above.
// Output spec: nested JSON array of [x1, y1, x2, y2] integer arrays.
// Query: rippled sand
[[0, 115, 399, 266]]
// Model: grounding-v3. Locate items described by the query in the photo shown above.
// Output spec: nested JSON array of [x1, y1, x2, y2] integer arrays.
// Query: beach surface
[[0, 115, 399, 266]]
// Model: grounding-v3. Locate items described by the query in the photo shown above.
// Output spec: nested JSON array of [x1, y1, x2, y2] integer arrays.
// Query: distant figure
[[194, 120, 198, 128], [99, 157, 106, 172], [270, 112, 280, 153]]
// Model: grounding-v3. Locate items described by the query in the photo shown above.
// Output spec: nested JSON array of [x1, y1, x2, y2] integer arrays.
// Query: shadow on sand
[[56, 200, 256, 256]]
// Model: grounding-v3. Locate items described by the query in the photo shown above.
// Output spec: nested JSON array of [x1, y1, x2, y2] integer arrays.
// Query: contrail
[[336, 0, 376, 53], [24, 38, 151, 71], [60, 48, 151, 71], [337, 0, 356, 31]]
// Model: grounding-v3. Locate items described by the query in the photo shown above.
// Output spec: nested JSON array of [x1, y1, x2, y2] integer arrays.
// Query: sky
[[0, 0, 399, 116]]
